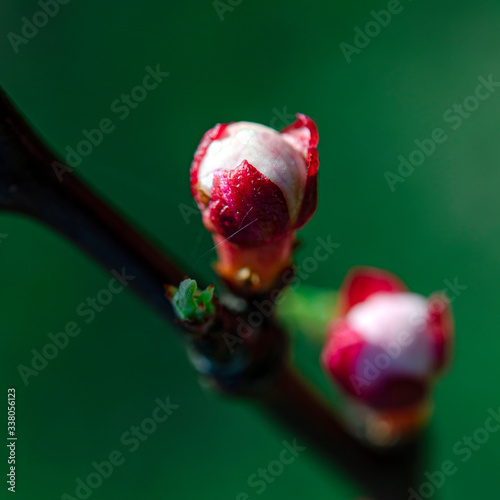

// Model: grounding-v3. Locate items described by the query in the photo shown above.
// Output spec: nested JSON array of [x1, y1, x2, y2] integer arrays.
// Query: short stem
[[212, 232, 295, 296]]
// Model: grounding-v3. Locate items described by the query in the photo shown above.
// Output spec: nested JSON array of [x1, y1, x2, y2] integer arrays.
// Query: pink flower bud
[[190, 115, 319, 293], [321, 267, 454, 442]]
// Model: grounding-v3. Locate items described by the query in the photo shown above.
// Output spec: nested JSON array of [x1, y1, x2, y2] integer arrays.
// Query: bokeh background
[[1, 0, 500, 498]]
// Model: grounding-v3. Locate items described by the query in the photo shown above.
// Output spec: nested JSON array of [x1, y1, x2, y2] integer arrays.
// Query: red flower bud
[[190, 115, 319, 293], [321, 267, 454, 443]]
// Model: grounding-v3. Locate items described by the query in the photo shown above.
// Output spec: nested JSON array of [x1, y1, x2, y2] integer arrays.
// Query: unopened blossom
[[321, 267, 454, 441], [190, 114, 318, 293]]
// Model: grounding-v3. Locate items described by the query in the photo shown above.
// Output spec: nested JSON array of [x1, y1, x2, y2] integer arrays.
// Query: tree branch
[[0, 87, 422, 499], [0, 87, 184, 322]]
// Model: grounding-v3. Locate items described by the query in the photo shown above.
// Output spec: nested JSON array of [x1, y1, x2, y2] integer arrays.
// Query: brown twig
[[0, 87, 422, 499], [0, 87, 184, 322], [261, 361, 423, 500]]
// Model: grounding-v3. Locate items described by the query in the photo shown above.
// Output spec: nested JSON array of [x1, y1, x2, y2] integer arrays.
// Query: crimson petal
[[282, 114, 319, 229], [209, 160, 290, 247], [338, 267, 407, 316], [427, 294, 454, 374], [321, 319, 365, 397]]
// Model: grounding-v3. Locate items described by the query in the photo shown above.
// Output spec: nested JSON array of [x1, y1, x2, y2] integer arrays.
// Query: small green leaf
[[166, 279, 216, 323]]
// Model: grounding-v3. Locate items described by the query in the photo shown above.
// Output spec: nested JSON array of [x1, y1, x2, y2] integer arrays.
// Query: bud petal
[[427, 293, 454, 374], [190, 123, 228, 200], [282, 114, 319, 229], [337, 266, 407, 316], [321, 319, 365, 396], [209, 160, 290, 246]]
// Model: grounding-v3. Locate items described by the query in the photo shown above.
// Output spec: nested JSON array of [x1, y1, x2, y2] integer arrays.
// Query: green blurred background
[[1, 0, 500, 498]]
